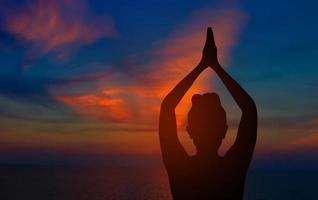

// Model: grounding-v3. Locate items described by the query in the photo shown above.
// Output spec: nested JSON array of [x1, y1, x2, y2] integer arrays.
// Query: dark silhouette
[[159, 27, 257, 199]]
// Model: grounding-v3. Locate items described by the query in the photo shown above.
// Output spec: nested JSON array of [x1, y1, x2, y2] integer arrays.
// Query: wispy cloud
[[4, 0, 116, 65], [1, 3, 248, 158], [287, 118, 318, 150], [55, 4, 247, 128]]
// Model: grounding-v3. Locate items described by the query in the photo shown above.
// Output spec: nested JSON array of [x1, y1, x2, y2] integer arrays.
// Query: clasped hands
[[198, 27, 220, 70]]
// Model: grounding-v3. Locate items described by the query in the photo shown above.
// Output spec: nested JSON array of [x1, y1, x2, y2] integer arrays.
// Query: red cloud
[[56, 90, 132, 122], [5, 0, 116, 64], [55, 5, 247, 130], [286, 118, 318, 150]]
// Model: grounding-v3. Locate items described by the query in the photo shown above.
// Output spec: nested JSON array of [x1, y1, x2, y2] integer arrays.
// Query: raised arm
[[206, 27, 257, 169], [159, 31, 211, 168], [214, 62, 257, 168], [159, 65, 205, 166]]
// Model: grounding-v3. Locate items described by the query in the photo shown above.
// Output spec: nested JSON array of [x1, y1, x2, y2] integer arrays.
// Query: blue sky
[[0, 0, 317, 167]]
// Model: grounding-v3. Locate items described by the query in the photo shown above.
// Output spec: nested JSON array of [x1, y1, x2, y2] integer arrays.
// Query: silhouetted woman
[[159, 27, 257, 200]]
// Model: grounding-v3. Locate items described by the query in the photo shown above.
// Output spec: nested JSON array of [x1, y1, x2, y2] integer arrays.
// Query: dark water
[[0, 165, 317, 200]]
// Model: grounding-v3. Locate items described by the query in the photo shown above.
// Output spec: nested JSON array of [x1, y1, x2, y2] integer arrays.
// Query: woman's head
[[186, 93, 228, 153]]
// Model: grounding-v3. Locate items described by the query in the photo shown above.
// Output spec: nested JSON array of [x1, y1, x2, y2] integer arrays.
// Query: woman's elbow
[[242, 100, 257, 116], [160, 97, 175, 110]]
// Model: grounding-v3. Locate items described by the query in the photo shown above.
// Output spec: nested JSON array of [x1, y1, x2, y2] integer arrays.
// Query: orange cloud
[[289, 132, 318, 150], [5, 0, 116, 64], [55, 5, 247, 136], [287, 119, 318, 150], [56, 92, 131, 122]]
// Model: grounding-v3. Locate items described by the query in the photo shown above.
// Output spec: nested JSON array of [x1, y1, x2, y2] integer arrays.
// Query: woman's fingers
[[207, 27, 216, 48], [207, 27, 212, 42]]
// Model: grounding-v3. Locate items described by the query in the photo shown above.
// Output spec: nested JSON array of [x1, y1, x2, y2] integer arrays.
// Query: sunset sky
[[0, 0, 317, 168]]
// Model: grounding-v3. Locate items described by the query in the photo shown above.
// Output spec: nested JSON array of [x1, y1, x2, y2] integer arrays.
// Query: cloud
[[56, 90, 132, 122], [0, 94, 79, 123], [289, 132, 318, 150], [55, 4, 247, 129], [251, 116, 318, 161], [0, 72, 104, 123], [287, 118, 318, 150], [0, 3, 247, 158], [4, 0, 116, 66]]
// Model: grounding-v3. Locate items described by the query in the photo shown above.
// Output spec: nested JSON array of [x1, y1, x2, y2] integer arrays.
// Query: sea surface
[[0, 165, 317, 200]]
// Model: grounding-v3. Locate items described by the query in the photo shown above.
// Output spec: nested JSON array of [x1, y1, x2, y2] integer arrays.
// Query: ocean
[[0, 165, 317, 200]]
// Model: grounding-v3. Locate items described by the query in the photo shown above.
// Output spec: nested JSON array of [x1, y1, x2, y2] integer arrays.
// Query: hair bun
[[202, 93, 221, 105], [191, 94, 203, 104]]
